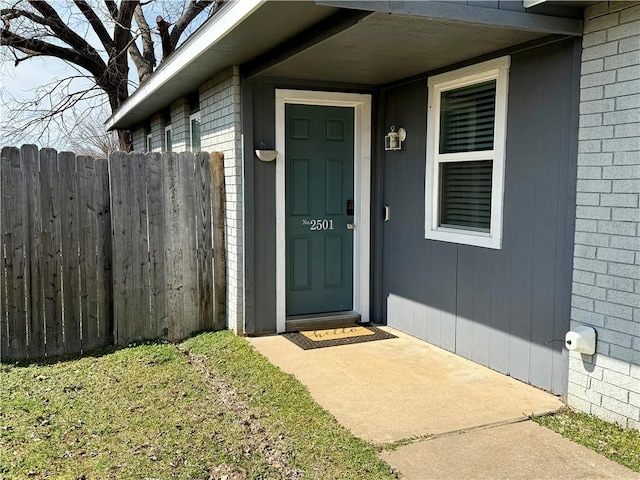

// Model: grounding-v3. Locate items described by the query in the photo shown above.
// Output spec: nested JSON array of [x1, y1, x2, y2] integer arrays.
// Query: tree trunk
[[105, 85, 133, 152], [116, 129, 133, 152], [157, 16, 174, 61]]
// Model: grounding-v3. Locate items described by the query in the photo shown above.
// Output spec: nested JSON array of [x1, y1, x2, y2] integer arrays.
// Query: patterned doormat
[[283, 324, 397, 350]]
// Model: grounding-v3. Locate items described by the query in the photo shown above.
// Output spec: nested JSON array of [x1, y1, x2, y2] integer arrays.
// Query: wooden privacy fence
[[1, 145, 226, 361]]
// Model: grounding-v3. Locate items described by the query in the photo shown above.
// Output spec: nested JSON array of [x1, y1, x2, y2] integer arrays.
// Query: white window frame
[[146, 132, 153, 152], [189, 112, 201, 152], [425, 56, 510, 250], [164, 124, 172, 152]]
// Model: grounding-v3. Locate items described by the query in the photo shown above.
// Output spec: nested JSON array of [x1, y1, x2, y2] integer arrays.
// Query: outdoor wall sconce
[[255, 149, 277, 162], [255, 142, 277, 162], [385, 126, 406, 151]]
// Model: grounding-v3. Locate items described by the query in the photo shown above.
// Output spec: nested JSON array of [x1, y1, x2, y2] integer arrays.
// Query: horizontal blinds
[[440, 160, 493, 231], [440, 80, 496, 154]]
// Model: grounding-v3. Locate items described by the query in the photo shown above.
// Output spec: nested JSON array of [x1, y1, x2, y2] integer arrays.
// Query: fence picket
[[59, 152, 82, 354], [210, 152, 227, 331], [40, 149, 64, 356], [109, 151, 132, 344], [1, 147, 28, 360], [163, 153, 184, 341], [78, 156, 99, 351], [196, 152, 214, 331], [0, 148, 6, 357], [131, 152, 151, 341], [146, 154, 167, 338], [180, 152, 199, 338], [95, 158, 113, 345], [23, 145, 45, 358]]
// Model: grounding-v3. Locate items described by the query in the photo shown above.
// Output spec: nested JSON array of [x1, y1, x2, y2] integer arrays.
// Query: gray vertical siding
[[381, 38, 580, 393], [247, 82, 278, 334], [381, 79, 458, 352], [242, 39, 580, 394], [243, 79, 375, 334]]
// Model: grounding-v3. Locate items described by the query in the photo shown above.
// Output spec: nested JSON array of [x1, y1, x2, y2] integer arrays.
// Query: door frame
[[275, 89, 372, 333]]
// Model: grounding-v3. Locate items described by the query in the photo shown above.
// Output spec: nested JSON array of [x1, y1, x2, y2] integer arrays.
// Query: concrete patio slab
[[380, 420, 640, 480], [247, 327, 563, 445]]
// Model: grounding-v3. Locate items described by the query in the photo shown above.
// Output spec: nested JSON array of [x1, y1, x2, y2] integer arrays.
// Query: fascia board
[[106, 0, 266, 130]]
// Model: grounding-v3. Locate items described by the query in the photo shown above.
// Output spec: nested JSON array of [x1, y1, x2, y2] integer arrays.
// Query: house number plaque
[[302, 219, 334, 231]]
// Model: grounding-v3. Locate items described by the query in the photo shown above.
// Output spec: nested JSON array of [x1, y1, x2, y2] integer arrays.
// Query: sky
[[1, 57, 87, 149], [0, 1, 111, 149], [0, 1, 210, 150]]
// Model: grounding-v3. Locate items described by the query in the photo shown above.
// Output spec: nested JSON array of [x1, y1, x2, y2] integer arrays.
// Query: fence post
[[210, 152, 227, 331]]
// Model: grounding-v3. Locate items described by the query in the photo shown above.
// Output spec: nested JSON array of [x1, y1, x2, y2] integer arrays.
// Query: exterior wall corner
[[570, 0, 640, 429], [199, 65, 245, 334]]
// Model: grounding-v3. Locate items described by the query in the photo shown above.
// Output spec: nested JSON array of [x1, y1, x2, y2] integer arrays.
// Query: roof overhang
[[249, 13, 569, 85], [107, 0, 586, 130], [106, 0, 343, 130], [248, 1, 583, 85]]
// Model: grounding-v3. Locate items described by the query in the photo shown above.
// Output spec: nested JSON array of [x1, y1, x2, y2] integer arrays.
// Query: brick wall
[[132, 125, 147, 152], [170, 98, 191, 152], [569, 1, 640, 429], [150, 113, 165, 152], [199, 66, 244, 333]]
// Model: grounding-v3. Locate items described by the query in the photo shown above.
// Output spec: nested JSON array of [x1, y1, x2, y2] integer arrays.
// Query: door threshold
[[285, 311, 361, 332]]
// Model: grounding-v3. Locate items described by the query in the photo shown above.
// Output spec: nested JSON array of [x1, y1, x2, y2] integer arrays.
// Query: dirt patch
[[178, 346, 304, 480]]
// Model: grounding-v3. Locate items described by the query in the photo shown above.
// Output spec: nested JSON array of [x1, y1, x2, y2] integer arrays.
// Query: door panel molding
[[275, 89, 372, 333]]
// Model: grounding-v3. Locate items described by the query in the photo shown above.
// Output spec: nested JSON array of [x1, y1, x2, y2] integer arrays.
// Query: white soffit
[[523, 0, 548, 7]]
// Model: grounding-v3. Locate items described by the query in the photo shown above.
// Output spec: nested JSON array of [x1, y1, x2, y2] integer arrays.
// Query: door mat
[[283, 324, 397, 350]]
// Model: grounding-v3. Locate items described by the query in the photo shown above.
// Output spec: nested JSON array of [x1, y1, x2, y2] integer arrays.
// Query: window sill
[[425, 227, 502, 250]]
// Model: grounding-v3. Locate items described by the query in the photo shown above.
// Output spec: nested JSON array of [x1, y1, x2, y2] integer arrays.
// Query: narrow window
[[146, 132, 152, 153], [165, 125, 172, 152], [190, 113, 201, 152], [425, 57, 509, 249]]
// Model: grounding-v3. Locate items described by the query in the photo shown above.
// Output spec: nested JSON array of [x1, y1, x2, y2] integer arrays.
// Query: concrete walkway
[[248, 327, 640, 480]]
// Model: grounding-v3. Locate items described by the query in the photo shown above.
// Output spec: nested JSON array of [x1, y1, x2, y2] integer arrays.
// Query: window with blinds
[[440, 160, 493, 231], [425, 56, 509, 249], [438, 80, 496, 232], [440, 80, 496, 154]]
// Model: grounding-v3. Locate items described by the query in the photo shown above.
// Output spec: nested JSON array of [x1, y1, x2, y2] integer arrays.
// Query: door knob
[[346, 223, 355, 230]]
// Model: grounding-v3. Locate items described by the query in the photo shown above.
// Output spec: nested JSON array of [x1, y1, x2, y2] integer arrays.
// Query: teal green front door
[[286, 104, 355, 316]]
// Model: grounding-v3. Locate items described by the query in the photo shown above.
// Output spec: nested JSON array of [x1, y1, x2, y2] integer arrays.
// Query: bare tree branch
[[73, 1, 115, 53], [104, 0, 118, 20], [67, 107, 120, 157], [1, 28, 107, 79], [1, 74, 107, 147], [27, 1, 105, 68], [157, 15, 172, 60], [1, 1, 223, 151], [133, 4, 155, 82], [169, 0, 216, 49]]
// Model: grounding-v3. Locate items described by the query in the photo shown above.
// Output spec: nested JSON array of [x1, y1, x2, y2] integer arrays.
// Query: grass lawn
[[1, 331, 395, 480], [533, 408, 640, 473]]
